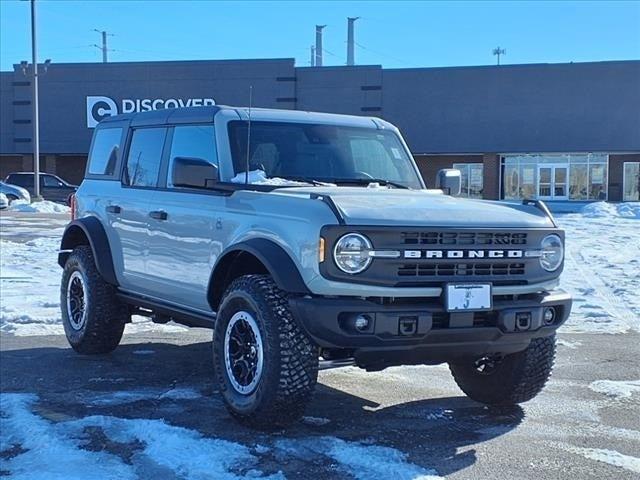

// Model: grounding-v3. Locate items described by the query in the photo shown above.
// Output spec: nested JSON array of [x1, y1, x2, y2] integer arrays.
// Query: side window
[[124, 128, 167, 187], [167, 125, 217, 188], [88, 128, 122, 176], [41, 175, 63, 187], [7, 175, 32, 188]]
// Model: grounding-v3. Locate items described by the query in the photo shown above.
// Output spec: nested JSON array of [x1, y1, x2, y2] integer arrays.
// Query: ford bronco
[[59, 106, 571, 427]]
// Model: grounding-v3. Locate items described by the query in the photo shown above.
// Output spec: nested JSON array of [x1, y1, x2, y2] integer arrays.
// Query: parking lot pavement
[[1, 329, 639, 479]]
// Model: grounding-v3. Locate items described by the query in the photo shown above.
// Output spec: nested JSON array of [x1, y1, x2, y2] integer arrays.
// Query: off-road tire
[[213, 274, 319, 429], [449, 335, 556, 405], [60, 246, 127, 354]]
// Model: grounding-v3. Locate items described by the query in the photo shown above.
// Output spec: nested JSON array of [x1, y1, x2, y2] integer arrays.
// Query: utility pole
[[347, 17, 359, 66], [30, 0, 41, 201], [310, 45, 315, 66], [315, 25, 326, 67], [493, 46, 506, 66], [93, 29, 113, 63]]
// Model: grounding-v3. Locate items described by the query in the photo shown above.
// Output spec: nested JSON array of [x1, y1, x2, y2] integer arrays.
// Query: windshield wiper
[[275, 175, 331, 186], [330, 178, 410, 189]]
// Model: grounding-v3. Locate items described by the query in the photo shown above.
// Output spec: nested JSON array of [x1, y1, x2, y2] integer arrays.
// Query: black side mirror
[[435, 168, 462, 196], [172, 157, 218, 189]]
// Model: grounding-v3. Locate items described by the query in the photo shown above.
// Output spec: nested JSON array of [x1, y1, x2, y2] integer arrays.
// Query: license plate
[[446, 284, 492, 311]]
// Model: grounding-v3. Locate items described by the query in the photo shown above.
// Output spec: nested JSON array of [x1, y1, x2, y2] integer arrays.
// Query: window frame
[[623, 161, 640, 202], [121, 125, 171, 191], [452, 162, 484, 199]]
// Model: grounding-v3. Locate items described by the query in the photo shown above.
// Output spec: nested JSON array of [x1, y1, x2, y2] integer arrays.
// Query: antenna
[[244, 86, 253, 185], [492, 46, 506, 66]]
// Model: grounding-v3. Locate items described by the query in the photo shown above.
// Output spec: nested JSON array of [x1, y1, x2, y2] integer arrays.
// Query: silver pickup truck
[[58, 106, 571, 428]]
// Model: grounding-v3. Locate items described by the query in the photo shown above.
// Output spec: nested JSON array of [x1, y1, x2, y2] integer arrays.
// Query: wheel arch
[[208, 238, 310, 311], [58, 216, 119, 285]]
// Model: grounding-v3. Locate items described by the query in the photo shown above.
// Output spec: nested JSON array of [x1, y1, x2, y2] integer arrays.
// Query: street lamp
[[21, 0, 44, 201]]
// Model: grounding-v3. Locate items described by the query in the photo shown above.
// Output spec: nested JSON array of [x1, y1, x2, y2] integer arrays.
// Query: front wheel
[[213, 275, 319, 429], [449, 336, 556, 405]]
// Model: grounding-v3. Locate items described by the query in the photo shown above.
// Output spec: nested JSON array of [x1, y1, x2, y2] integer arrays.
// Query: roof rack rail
[[522, 199, 557, 227]]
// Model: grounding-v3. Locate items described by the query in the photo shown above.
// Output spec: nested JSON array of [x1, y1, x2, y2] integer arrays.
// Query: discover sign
[[86, 95, 216, 127]]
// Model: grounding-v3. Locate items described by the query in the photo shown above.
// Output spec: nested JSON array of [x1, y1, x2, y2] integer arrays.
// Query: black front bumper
[[289, 290, 572, 369]]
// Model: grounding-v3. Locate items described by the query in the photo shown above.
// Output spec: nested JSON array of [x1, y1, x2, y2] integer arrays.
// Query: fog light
[[354, 314, 371, 331], [543, 307, 556, 325]]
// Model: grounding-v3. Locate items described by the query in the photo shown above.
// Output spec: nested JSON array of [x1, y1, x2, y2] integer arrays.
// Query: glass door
[[537, 165, 568, 200]]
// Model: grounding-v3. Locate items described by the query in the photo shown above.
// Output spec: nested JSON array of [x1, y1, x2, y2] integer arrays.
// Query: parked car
[[4, 172, 77, 205], [0, 181, 31, 205], [0, 193, 8, 210], [58, 106, 571, 428]]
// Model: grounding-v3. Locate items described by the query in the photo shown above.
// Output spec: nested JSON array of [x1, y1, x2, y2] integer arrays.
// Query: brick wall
[[414, 154, 483, 189]]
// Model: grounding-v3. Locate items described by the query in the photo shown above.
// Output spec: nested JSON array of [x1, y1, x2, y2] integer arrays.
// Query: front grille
[[401, 231, 528, 246], [398, 262, 526, 277]]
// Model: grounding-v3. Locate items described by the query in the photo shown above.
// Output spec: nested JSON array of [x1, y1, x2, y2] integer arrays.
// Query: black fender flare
[[58, 217, 119, 285], [208, 238, 310, 309]]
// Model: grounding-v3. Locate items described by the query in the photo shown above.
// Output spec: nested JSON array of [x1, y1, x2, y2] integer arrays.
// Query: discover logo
[[86, 95, 216, 128]]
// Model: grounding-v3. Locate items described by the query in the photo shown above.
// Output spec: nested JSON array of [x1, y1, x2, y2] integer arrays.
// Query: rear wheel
[[60, 246, 128, 354], [213, 274, 318, 429], [449, 336, 556, 405]]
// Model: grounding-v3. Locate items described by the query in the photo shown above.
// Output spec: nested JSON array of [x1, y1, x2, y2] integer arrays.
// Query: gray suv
[[58, 106, 571, 428]]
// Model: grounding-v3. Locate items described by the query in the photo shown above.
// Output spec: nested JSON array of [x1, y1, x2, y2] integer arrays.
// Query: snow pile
[[580, 201, 640, 219], [589, 380, 640, 399], [230, 169, 309, 186], [9, 199, 70, 214], [88, 387, 202, 406]]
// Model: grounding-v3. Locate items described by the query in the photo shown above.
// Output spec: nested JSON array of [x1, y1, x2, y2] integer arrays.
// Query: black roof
[[100, 106, 222, 127]]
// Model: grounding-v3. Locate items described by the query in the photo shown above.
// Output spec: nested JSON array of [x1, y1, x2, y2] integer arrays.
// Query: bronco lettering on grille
[[403, 250, 524, 259]]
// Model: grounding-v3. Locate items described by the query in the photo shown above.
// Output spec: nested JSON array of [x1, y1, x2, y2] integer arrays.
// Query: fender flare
[[208, 238, 310, 309], [58, 217, 119, 285]]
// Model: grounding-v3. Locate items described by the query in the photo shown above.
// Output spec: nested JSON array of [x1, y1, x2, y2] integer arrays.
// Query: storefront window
[[501, 154, 608, 201], [453, 163, 483, 198], [623, 162, 640, 201]]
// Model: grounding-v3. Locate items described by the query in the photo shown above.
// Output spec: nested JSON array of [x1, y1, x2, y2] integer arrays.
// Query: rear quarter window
[[88, 127, 122, 176], [6, 174, 32, 188]]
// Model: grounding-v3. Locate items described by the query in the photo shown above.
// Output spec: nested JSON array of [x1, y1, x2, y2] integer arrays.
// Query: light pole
[[30, 0, 42, 201], [493, 46, 506, 66]]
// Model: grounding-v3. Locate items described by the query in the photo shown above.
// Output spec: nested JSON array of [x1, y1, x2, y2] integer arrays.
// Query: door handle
[[149, 210, 168, 220], [106, 205, 121, 214]]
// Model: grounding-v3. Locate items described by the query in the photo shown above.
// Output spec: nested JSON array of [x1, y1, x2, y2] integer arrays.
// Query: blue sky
[[1, 0, 639, 71]]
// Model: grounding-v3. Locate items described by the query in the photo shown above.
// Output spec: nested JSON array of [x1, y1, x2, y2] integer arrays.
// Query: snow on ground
[[589, 379, 640, 399], [9, 199, 70, 214], [1, 392, 441, 480], [559, 445, 640, 474], [558, 202, 640, 334], [0, 202, 638, 336]]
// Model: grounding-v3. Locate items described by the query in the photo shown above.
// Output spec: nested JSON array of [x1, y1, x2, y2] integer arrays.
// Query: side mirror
[[435, 169, 462, 196], [172, 156, 218, 189]]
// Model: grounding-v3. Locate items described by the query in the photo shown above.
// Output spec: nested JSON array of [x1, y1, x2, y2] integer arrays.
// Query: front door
[[537, 165, 568, 200]]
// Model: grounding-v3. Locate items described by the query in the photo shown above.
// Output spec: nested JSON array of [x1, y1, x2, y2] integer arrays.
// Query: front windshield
[[228, 121, 423, 189]]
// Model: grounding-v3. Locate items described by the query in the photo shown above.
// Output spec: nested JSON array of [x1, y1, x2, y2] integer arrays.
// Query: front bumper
[[289, 289, 572, 369]]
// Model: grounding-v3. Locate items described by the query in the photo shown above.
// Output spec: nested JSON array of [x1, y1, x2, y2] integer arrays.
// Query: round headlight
[[333, 233, 372, 274], [540, 234, 564, 271]]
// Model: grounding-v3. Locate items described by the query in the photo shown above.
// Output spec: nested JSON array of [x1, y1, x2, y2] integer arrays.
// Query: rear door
[[145, 124, 223, 312], [110, 126, 168, 296]]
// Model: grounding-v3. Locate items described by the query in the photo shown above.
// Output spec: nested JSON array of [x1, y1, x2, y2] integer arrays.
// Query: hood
[[274, 187, 554, 228]]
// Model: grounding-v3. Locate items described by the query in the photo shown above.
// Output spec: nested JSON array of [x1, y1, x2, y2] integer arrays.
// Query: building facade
[[1, 59, 639, 201]]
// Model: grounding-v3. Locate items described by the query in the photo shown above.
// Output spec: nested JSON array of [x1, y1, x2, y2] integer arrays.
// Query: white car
[[0, 181, 31, 204], [0, 193, 8, 210]]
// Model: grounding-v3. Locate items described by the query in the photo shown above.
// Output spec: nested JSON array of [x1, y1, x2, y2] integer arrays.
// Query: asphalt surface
[[1, 211, 639, 479], [2, 324, 640, 479]]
